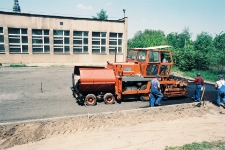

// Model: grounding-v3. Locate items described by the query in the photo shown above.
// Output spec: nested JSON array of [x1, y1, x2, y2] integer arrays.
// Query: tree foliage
[[214, 32, 225, 51], [128, 29, 168, 49], [194, 32, 214, 53], [167, 28, 193, 49], [92, 9, 108, 20], [128, 28, 225, 74]]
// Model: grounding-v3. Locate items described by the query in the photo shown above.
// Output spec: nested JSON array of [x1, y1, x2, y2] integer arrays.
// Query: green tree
[[194, 32, 213, 53], [175, 47, 195, 71], [167, 28, 193, 49], [92, 9, 108, 20], [192, 32, 214, 71], [128, 29, 168, 49], [167, 32, 178, 48], [193, 51, 208, 70], [214, 31, 225, 51]]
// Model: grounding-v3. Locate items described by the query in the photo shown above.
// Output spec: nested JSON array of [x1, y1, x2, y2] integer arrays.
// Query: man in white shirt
[[215, 74, 225, 107]]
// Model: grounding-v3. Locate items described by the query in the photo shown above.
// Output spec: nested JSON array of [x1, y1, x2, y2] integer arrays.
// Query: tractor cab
[[126, 46, 173, 78]]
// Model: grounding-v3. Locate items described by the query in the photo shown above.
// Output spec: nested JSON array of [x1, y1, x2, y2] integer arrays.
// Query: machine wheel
[[139, 84, 150, 101], [103, 93, 115, 104], [85, 94, 97, 106], [75, 79, 80, 91], [72, 73, 75, 87]]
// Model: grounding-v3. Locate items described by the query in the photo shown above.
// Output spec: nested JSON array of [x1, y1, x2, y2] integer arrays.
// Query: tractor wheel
[[139, 84, 150, 101], [103, 93, 115, 104], [75, 79, 80, 90], [85, 94, 97, 106], [72, 73, 75, 87]]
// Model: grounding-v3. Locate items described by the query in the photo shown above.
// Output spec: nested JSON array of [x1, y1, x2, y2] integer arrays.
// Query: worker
[[215, 74, 225, 107], [161, 53, 167, 63], [189, 72, 204, 102], [160, 53, 168, 74], [150, 74, 163, 107]]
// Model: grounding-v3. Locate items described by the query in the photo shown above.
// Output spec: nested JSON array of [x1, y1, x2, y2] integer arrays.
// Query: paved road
[[0, 67, 218, 123]]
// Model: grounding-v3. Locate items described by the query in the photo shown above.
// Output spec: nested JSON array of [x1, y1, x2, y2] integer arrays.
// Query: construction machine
[[71, 46, 188, 106]]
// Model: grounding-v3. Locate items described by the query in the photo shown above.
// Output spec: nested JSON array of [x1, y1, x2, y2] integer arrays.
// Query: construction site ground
[[0, 67, 225, 150]]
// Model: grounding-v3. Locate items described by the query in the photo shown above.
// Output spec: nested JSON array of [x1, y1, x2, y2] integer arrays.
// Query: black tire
[[72, 73, 75, 87], [139, 84, 150, 101], [77, 98, 85, 106], [85, 94, 97, 106], [75, 79, 80, 91], [103, 93, 115, 104]]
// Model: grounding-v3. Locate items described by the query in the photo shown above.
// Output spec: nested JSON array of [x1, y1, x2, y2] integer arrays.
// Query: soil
[[1, 102, 225, 150]]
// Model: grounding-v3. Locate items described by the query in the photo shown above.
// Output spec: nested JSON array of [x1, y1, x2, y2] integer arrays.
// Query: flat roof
[[0, 11, 126, 23]]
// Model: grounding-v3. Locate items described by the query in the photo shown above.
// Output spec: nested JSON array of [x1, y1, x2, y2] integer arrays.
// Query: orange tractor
[[71, 46, 188, 106]]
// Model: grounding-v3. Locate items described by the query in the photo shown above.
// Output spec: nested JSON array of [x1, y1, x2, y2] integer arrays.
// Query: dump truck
[[71, 46, 188, 106]]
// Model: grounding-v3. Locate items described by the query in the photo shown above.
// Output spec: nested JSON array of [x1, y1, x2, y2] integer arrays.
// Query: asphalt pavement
[[0, 67, 218, 123]]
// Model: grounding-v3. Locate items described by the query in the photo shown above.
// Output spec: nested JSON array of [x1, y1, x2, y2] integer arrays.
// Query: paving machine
[[71, 46, 188, 106]]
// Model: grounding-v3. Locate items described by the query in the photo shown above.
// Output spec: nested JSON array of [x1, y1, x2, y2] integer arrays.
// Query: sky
[[0, 0, 225, 40]]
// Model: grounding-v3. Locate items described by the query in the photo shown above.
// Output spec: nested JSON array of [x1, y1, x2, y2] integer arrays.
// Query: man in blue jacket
[[150, 74, 163, 107]]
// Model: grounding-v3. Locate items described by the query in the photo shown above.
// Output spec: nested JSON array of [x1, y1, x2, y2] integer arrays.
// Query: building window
[[32, 29, 50, 53], [92, 32, 106, 53], [53, 30, 70, 53], [8, 28, 28, 53], [73, 31, 88, 53], [109, 33, 123, 53], [0, 27, 4, 53]]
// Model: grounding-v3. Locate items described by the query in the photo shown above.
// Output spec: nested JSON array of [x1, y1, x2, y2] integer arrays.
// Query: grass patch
[[50, 65, 67, 67], [165, 141, 225, 150], [172, 66, 219, 82], [5, 64, 38, 68]]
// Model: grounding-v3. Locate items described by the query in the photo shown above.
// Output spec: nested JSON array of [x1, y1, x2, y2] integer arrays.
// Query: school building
[[0, 11, 128, 66]]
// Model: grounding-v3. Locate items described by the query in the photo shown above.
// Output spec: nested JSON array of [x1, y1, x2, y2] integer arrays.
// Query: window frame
[[109, 32, 123, 54], [32, 29, 50, 53], [8, 28, 28, 53], [0, 27, 5, 53], [53, 30, 70, 54], [73, 31, 88, 53], [92, 32, 106, 54]]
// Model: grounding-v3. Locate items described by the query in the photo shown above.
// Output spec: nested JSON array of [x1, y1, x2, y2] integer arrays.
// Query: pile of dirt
[[1, 102, 225, 149]]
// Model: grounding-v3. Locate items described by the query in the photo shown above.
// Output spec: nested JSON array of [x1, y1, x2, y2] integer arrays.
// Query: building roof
[[0, 11, 126, 23]]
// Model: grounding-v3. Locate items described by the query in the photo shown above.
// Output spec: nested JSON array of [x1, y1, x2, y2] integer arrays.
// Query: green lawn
[[165, 141, 225, 150], [172, 66, 219, 82]]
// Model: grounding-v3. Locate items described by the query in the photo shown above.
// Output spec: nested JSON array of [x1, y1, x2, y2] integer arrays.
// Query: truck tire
[[103, 93, 115, 104], [75, 79, 80, 91], [85, 94, 97, 106], [139, 84, 150, 101], [72, 73, 75, 87]]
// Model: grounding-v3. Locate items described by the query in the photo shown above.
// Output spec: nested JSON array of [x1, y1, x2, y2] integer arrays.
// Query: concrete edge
[[0, 102, 198, 126]]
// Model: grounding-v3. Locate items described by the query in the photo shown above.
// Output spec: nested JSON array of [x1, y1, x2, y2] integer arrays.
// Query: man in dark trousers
[[215, 74, 225, 107], [189, 72, 204, 102], [150, 74, 163, 107]]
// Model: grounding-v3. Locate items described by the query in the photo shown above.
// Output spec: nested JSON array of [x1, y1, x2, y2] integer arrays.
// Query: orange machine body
[[79, 69, 115, 93], [71, 46, 188, 106]]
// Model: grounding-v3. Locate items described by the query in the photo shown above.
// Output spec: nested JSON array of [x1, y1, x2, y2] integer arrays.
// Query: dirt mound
[[0, 102, 224, 149]]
